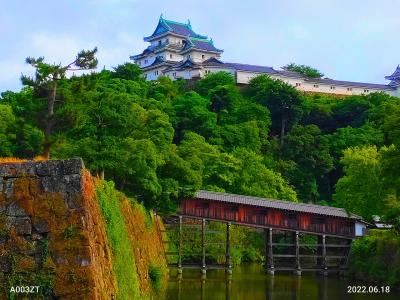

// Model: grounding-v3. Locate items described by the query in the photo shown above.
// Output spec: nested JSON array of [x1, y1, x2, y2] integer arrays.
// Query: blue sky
[[1, 0, 399, 92]]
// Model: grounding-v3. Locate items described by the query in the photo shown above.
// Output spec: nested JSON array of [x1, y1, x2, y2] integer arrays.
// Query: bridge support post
[[294, 231, 301, 276], [201, 218, 206, 275], [339, 239, 352, 276], [178, 215, 183, 274], [318, 235, 328, 276], [265, 228, 274, 275], [322, 235, 328, 276], [226, 222, 232, 274]]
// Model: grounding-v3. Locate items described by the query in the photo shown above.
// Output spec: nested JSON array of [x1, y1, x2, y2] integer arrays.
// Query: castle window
[[182, 39, 185, 44], [166, 38, 169, 43], [313, 84, 319, 88], [330, 86, 336, 90], [158, 40, 161, 46], [170, 54, 173, 59], [155, 70, 159, 76], [173, 72, 176, 77], [202, 54, 205, 59], [145, 59, 148, 64], [188, 54, 191, 59], [296, 83, 301, 87], [347, 87, 353, 91], [364, 89, 369, 93]]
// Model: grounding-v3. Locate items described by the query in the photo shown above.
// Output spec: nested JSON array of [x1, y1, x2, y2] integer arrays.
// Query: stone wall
[[0, 159, 116, 299]]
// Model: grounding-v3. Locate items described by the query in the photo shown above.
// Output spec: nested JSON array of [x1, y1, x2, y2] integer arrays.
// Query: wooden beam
[[177, 214, 354, 239], [178, 215, 183, 274], [294, 231, 301, 275], [201, 218, 206, 275], [226, 222, 232, 274], [266, 228, 274, 275]]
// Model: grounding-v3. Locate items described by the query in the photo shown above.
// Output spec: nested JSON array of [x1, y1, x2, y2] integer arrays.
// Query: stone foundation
[[0, 159, 116, 299]]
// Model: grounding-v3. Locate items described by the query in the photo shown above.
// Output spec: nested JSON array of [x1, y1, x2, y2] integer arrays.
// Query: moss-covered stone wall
[[0, 159, 167, 299], [0, 159, 116, 298]]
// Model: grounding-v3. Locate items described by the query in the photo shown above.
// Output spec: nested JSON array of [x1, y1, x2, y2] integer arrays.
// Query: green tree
[[282, 125, 333, 201], [283, 63, 324, 78], [0, 89, 44, 158], [325, 123, 384, 164], [21, 47, 98, 158], [54, 73, 175, 208], [331, 96, 372, 129], [0, 104, 16, 157], [333, 146, 386, 220], [231, 148, 297, 201], [246, 75, 305, 145], [172, 92, 217, 142], [208, 84, 240, 123], [112, 63, 143, 81], [194, 71, 235, 96]]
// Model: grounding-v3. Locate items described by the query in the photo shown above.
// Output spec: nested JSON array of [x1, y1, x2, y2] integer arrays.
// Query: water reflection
[[162, 264, 399, 300]]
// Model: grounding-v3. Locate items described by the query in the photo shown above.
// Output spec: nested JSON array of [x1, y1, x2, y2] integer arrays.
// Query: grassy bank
[[96, 181, 141, 300], [96, 180, 167, 299]]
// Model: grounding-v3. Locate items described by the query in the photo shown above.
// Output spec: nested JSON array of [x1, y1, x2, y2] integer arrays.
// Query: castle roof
[[182, 37, 223, 53], [303, 77, 394, 90], [163, 58, 202, 72], [385, 65, 400, 80], [144, 16, 207, 41], [225, 62, 277, 74], [141, 56, 178, 70]]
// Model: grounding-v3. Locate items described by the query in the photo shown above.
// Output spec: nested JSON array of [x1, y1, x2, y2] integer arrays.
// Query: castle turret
[[130, 16, 223, 80], [385, 65, 400, 96]]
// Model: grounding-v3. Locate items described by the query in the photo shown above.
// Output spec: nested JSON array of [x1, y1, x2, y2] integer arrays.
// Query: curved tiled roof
[[182, 38, 223, 53], [144, 17, 207, 41], [224, 62, 277, 74], [385, 65, 400, 80], [195, 190, 361, 219], [303, 77, 394, 90]]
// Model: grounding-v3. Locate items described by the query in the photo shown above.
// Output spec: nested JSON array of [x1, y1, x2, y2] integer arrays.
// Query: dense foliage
[[1, 63, 399, 225], [350, 230, 400, 287]]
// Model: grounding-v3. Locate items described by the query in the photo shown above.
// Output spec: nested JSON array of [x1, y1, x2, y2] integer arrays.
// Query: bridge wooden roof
[[195, 190, 361, 220]]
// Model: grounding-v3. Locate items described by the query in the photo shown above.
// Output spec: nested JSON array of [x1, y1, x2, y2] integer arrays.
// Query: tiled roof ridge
[[164, 18, 190, 27], [189, 36, 211, 42], [197, 190, 345, 211], [195, 190, 360, 219]]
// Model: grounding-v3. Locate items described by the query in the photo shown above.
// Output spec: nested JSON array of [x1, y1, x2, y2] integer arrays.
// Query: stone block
[[0, 256, 11, 273], [4, 178, 15, 198], [62, 158, 84, 175], [32, 218, 50, 233], [15, 217, 32, 235], [6, 202, 28, 217]]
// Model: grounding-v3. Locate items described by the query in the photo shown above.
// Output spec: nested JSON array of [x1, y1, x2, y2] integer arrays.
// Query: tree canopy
[[1, 62, 399, 219]]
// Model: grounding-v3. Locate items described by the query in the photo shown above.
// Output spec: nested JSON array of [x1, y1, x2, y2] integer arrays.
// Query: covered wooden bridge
[[162, 190, 368, 276]]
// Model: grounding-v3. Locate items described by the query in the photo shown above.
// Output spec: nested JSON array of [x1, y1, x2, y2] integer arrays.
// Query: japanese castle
[[131, 15, 400, 97]]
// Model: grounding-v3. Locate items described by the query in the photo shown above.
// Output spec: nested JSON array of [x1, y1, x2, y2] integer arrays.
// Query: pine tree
[[21, 47, 98, 158]]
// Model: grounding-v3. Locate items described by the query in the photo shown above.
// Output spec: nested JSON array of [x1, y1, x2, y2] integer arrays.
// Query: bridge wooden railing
[[182, 208, 354, 238]]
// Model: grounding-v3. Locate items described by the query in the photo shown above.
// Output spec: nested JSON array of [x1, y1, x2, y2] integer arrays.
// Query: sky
[[1, 0, 399, 92]]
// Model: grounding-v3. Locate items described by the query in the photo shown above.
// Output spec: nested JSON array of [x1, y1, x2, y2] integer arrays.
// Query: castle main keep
[[131, 15, 400, 97]]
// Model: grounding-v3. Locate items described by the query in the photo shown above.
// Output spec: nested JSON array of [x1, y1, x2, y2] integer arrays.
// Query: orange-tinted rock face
[[0, 159, 116, 299]]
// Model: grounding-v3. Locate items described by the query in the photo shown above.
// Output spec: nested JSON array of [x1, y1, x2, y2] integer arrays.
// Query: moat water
[[159, 264, 399, 300]]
